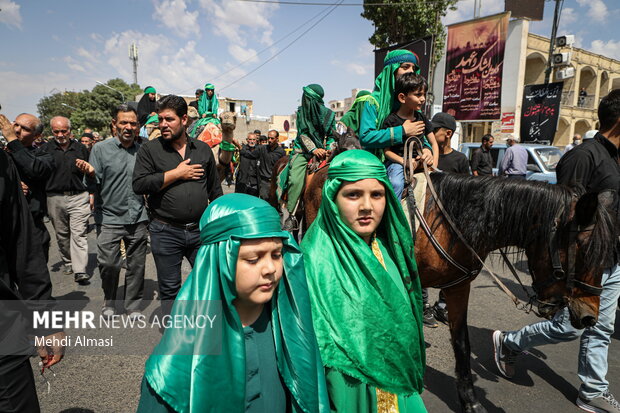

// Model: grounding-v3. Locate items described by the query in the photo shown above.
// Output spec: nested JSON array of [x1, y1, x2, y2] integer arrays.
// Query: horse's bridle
[[532, 212, 602, 303], [403, 136, 603, 316]]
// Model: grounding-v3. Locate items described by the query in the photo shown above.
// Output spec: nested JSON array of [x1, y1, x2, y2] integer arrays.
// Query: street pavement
[[33, 184, 619, 412]]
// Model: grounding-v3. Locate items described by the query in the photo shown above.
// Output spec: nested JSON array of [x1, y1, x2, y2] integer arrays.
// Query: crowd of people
[[1, 48, 619, 413]]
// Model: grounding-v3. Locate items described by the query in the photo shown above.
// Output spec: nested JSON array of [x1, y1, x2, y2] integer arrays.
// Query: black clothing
[[6, 140, 55, 220], [132, 136, 223, 225], [470, 146, 493, 176], [137, 94, 157, 127], [236, 144, 260, 192], [243, 144, 286, 181], [438, 150, 470, 174], [189, 100, 199, 111], [556, 132, 620, 267], [40, 139, 91, 193], [382, 111, 432, 158], [0, 150, 57, 375], [557, 133, 620, 194], [0, 358, 41, 412]]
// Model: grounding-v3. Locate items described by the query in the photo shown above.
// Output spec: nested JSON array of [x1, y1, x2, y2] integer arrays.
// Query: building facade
[[432, 18, 620, 147], [328, 88, 371, 120]]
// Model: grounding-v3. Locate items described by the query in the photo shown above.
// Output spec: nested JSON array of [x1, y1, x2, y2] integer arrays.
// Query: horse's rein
[[403, 136, 533, 311]]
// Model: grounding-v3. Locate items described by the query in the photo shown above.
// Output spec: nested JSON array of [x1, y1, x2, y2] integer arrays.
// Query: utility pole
[[544, 0, 563, 84], [473, 0, 481, 19], [129, 43, 139, 85]]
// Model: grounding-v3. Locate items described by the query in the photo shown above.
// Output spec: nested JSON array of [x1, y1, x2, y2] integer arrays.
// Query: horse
[[267, 128, 361, 235], [304, 169, 616, 412], [413, 173, 616, 412]]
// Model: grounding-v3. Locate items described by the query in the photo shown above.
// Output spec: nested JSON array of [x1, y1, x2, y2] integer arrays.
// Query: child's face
[[395, 62, 416, 78], [235, 238, 284, 306], [398, 89, 426, 112]]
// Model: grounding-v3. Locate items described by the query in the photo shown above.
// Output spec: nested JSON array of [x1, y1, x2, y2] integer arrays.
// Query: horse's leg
[[443, 281, 487, 413]]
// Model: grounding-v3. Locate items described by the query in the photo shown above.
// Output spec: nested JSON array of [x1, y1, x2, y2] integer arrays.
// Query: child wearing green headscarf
[[301, 150, 427, 413], [137, 194, 329, 413], [197, 83, 219, 119], [356, 50, 433, 165], [284, 84, 336, 214]]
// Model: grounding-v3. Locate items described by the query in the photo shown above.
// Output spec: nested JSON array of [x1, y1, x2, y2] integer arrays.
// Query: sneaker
[[74, 273, 91, 284], [63, 266, 73, 275], [101, 307, 115, 318], [577, 391, 620, 413], [423, 304, 439, 328], [492, 330, 518, 379], [433, 302, 449, 325]]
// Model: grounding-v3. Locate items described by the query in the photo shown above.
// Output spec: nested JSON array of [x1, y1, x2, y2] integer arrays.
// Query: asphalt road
[[33, 184, 619, 412]]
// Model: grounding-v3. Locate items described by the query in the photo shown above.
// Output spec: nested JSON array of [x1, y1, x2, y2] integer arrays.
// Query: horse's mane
[[430, 172, 617, 267]]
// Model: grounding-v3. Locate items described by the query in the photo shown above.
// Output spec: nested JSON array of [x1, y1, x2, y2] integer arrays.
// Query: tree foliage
[[361, 0, 458, 66], [37, 79, 142, 136]]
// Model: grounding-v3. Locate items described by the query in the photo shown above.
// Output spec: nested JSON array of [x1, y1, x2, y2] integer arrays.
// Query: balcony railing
[[560, 91, 596, 109]]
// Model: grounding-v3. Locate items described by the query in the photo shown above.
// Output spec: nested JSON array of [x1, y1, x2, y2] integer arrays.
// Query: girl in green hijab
[[301, 150, 427, 413], [137, 194, 329, 413], [197, 83, 219, 119]]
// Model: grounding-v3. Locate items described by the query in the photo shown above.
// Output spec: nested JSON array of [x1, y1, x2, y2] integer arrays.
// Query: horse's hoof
[[463, 402, 486, 413]]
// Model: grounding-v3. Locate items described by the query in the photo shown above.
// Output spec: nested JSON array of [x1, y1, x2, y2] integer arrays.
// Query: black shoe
[[423, 304, 438, 328], [74, 273, 92, 284], [433, 302, 449, 325]]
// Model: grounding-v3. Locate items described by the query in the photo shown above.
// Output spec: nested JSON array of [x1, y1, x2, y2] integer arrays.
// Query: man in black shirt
[[0, 149, 65, 413], [493, 90, 620, 413], [243, 130, 286, 200], [133, 95, 223, 313], [40, 116, 92, 283], [433, 112, 469, 174], [0, 113, 55, 261], [235, 133, 260, 196], [470, 134, 494, 176]]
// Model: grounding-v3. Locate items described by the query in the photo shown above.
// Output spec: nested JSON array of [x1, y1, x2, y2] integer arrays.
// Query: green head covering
[[301, 150, 425, 395], [295, 84, 335, 151], [198, 83, 219, 117], [145, 114, 159, 125], [144, 194, 329, 413], [372, 49, 420, 129], [339, 89, 374, 131], [144, 86, 156, 94]]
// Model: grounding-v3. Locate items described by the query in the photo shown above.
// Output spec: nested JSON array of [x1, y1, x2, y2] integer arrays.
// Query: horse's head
[[220, 111, 236, 132], [526, 189, 617, 329], [328, 126, 361, 161]]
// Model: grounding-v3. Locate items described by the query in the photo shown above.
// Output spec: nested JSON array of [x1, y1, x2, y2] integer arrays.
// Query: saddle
[[277, 156, 328, 203]]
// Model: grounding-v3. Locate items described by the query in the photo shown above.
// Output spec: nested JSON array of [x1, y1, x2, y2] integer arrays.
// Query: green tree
[[361, 0, 458, 66], [71, 79, 142, 134], [36, 79, 142, 136]]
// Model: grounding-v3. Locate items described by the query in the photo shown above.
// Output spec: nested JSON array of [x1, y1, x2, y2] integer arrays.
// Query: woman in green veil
[[137, 194, 329, 413], [301, 150, 427, 413]]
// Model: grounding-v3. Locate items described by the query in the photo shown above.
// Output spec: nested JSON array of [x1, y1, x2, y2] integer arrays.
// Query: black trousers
[[0, 357, 40, 413]]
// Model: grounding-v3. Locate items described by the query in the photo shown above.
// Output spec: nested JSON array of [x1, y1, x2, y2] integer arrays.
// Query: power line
[[219, 0, 345, 92], [178, 1, 336, 95]]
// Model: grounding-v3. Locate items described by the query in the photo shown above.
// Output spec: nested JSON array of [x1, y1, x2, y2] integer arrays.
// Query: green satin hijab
[[144, 194, 329, 413], [198, 83, 219, 117], [294, 84, 336, 151], [301, 150, 425, 395], [372, 50, 420, 130], [339, 90, 376, 132]]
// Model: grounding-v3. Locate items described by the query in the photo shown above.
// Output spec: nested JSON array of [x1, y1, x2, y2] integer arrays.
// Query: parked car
[[458, 143, 562, 183]]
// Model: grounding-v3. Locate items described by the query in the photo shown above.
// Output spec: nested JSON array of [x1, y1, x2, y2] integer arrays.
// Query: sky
[[1, 0, 619, 122]]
